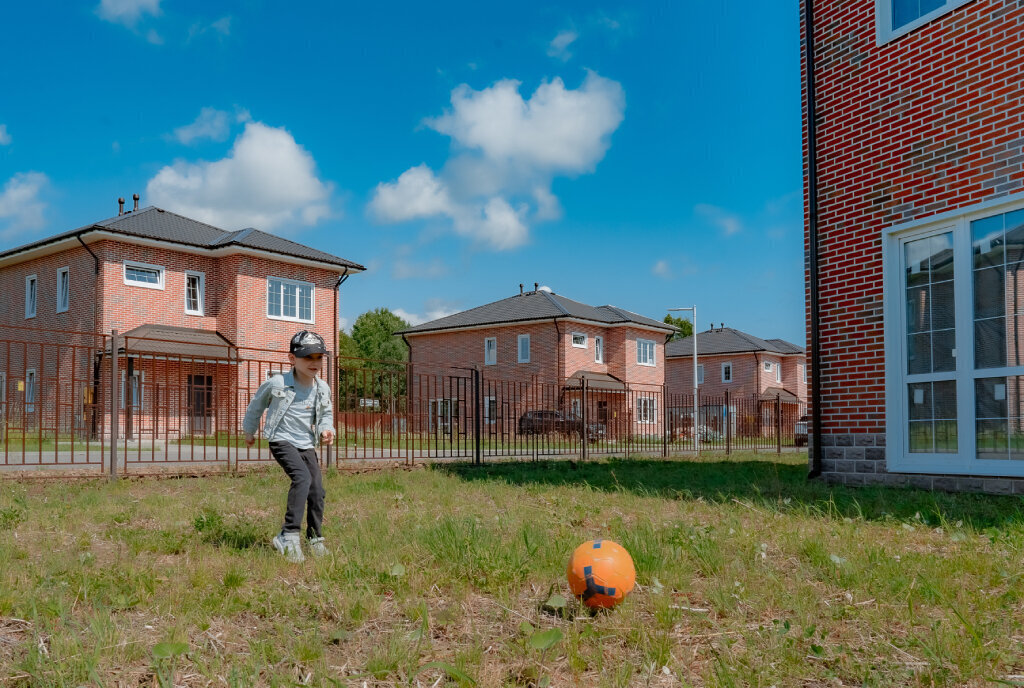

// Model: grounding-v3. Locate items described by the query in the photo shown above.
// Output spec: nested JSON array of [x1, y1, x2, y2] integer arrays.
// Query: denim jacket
[[242, 369, 333, 442]]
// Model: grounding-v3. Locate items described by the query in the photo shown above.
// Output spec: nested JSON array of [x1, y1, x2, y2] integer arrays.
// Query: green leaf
[[810, 644, 824, 656], [152, 641, 188, 659], [413, 661, 476, 685], [803, 624, 816, 638], [389, 563, 406, 577], [529, 628, 564, 651], [519, 621, 536, 636], [543, 594, 567, 610], [539, 676, 551, 687]]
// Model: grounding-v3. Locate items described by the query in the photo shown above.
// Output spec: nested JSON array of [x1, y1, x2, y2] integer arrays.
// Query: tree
[[337, 308, 411, 411], [663, 314, 693, 340]]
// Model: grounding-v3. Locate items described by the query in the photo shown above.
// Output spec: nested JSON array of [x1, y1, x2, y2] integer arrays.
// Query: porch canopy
[[760, 386, 800, 404], [110, 325, 238, 362], [563, 370, 626, 392]]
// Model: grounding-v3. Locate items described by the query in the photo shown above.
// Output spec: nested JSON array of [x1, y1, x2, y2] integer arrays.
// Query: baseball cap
[[290, 330, 327, 358]]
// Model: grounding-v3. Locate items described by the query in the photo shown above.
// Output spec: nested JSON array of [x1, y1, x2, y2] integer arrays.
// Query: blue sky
[[0, 1, 804, 344]]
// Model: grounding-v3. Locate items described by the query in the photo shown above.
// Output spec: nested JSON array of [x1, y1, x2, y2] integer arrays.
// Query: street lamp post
[[669, 306, 698, 455]]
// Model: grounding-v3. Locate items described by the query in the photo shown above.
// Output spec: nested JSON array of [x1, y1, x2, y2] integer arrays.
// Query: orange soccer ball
[[567, 539, 636, 609]]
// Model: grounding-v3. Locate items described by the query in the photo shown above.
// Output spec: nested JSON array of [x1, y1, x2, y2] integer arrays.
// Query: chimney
[[519, 283, 523, 295], [133, 193, 139, 211], [118, 197, 124, 215], [534, 282, 538, 292]]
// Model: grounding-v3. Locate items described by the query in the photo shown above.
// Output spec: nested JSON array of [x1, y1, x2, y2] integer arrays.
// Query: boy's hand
[[321, 428, 335, 445], [244, 433, 256, 448]]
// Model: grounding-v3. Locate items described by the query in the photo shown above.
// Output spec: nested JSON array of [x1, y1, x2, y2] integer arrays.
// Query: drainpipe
[[331, 268, 350, 467], [804, 0, 824, 479]]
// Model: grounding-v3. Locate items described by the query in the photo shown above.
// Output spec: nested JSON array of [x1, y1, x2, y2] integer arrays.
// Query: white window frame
[[123, 260, 166, 290], [25, 368, 35, 413], [722, 362, 733, 383], [594, 336, 603, 363], [24, 274, 36, 319], [517, 334, 530, 363], [882, 191, 1024, 477], [637, 338, 656, 366], [484, 395, 497, 424], [764, 361, 773, 372], [637, 396, 658, 424], [776, 362, 782, 384], [120, 370, 144, 411], [266, 276, 315, 324], [484, 337, 497, 366], [571, 332, 587, 349], [876, 0, 973, 45], [56, 267, 69, 313], [697, 364, 705, 384], [800, 364, 807, 384], [184, 270, 205, 316]]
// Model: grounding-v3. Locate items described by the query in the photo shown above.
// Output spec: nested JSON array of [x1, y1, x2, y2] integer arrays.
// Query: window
[[120, 370, 143, 411], [637, 338, 656, 366], [518, 334, 530, 363], [764, 361, 773, 372], [876, 0, 973, 43], [24, 275, 36, 319], [637, 396, 658, 424], [484, 337, 497, 365], [697, 364, 705, 384], [123, 261, 165, 289], [57, 267, 69, 313], [722, 362, 733, 383], [883, 200, 1024, 476], [572, 332, 587, 348], [267, 276, 313, 323], [776, 362, 782, 384], [571, 398, 581, 416], [185, 271, 205, 316], [799, 364, 806, 384], [484, 396, 497, 424], [595, 336, 603, 363], [25, 369, 35, 413]]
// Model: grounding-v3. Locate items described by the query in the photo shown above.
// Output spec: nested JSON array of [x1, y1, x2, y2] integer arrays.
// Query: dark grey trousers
[[269, 441, 324, 538]]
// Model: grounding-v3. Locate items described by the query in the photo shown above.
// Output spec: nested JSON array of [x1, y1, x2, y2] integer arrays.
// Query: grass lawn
[[2, 452, 1024, 686]]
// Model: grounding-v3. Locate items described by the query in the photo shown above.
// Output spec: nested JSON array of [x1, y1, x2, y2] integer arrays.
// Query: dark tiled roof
[[0, 207, 365, 271], [115, 324, 237, 360], [666, 327, 805, 357], [399, 290, 675, 334]]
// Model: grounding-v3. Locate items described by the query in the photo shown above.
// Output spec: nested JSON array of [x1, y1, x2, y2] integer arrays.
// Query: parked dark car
[[518, 410, 605, 441], [794, 414, 809, 447]]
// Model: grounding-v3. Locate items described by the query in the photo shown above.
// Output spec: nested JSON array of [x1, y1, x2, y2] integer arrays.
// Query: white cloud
[[146, 121, 332, 230], [0, 125, 10, 146], [392, 258, 449, 280], [172, 107, 231, 145], [394, 299, 461, 326], [0, 172, 49, 241], [695, 203, 742, 237], [370, 71, 624, 250], [547, 30, 578, 61], [188, 15, 232, 41], [96, 0, 160, 27], [210, 16, 231, 35], [146, 29, 163, 44], [652, 259, 672, 278], [392, 308, 423, 325]]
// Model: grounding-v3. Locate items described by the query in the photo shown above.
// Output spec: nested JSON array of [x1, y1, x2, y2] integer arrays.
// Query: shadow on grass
[[437, 456, 1024, 530]]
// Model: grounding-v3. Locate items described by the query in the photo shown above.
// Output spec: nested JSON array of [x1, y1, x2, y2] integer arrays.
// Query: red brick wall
[[409, 323, 560, 382], [0, 245, 100, 335], [805, 0, 1024, 434]]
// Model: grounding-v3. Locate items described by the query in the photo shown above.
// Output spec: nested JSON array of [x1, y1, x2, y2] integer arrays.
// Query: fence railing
[[0, 327, 805, 476]]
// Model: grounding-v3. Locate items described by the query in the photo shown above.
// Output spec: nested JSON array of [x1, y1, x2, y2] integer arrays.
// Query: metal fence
[[0, 326, 805, 477]]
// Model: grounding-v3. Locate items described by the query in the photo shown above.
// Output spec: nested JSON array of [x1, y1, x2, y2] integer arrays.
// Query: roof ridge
[[728, 327, 772, 351], [599, 304, 630, 322], [541, 290, 570, 315]]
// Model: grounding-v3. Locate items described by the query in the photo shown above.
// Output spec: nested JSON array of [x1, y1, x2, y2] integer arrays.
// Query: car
[[518, 410, 605, 441], [794, 414, 809, 446]]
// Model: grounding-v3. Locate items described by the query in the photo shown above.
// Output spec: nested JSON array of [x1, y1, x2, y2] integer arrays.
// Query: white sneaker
[[308, 536, 328, 558], [272, 532, 304, 563]]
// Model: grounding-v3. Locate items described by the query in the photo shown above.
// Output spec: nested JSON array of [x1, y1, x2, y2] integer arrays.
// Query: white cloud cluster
[[695, 203, 742, 237], [393, 299, 461, 326], [173, 107, 231, 144], [652, 259, 671, 278], [547, 30, 578, 61], [96, 0, 160, 27], [392, 257, 449, 280], [0, 125, 10, 146], [369, 71, 624, 250], [0, 172, 49, 241], [147, 121, 332, 230]]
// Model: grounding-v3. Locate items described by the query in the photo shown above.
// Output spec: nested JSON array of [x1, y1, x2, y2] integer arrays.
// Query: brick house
[[0, 200, 363, 439], [804, 0, 1024, 491], [397, 287, 675, 438]]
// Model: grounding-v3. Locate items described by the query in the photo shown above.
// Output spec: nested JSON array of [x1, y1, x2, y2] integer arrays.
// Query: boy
[[243, 330, 336, 563]]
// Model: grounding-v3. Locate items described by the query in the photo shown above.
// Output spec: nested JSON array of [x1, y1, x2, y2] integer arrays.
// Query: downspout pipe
[[804, 0, 824, 479], [76, 234, 100, 274], [331, 268, 350, 467]]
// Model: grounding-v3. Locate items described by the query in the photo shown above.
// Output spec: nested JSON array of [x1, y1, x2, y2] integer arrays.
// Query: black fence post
[[109, 329, 119, 481], [474, 367, 482, 465], [776, 393, 782, 455], [725, 389, 731, 456], [581, 378, 588, 462], [661, 385, 668, 458]]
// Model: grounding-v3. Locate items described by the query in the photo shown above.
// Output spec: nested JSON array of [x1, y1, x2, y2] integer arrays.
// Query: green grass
[[1, 452, 1024, 686], [0, 430, 105, 451]]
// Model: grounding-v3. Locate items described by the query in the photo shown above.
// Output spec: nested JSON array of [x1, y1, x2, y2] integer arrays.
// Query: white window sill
[[267, 314, 315, 325]]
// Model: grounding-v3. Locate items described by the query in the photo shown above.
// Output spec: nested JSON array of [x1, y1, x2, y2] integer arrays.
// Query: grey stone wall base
[[813, 433, 1024, 495]]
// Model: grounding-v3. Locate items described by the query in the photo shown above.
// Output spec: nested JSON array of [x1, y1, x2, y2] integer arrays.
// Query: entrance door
[[187, 374, 214, 435]]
